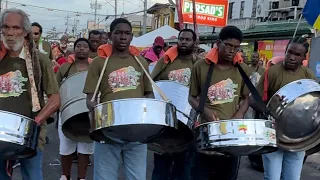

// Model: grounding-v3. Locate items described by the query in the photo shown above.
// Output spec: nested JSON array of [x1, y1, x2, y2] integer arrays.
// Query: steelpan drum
[[0, 110, 39, 160], [195, 119, 277, 156], [267, 79, 320, 151], [150, 81, 193, 153], [60, 71, 91, 143], [90, 98, 190, 152]]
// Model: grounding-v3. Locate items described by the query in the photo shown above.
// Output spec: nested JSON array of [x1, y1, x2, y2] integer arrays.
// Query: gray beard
[[1, 34, 24, 52]]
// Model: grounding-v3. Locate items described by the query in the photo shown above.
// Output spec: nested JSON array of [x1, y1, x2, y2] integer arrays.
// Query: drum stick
[[134, 56, 170, 102], [91, 57, 110, 102]]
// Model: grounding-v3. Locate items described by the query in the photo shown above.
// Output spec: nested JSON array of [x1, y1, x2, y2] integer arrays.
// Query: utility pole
[[65, 13, 71, 34], [0, 0, 2, 13], [90, 0, 102, 27], [115, 0, 117, 19], [142, 0, 147, 34], [94, 0, 97, 24]]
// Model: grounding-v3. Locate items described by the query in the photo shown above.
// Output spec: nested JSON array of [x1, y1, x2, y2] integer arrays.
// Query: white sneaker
[[59, 175, 71, 180]]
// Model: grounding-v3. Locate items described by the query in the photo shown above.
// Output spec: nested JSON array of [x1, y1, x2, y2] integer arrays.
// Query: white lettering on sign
[[183, 1, 225, 18]]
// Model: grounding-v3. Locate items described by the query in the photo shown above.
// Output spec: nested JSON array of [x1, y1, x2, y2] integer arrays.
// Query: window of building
[[252, 0, 257, 17], [240, 1, 245, 18], [154, 18, 158, 29], [164, 15, 170, 25], [154, 16, 161, 29], [228, 2, 234, 19]]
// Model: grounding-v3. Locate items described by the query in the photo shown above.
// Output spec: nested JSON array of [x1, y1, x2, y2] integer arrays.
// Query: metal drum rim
[[60, 71, 88, 86], [60, 97, 87, 112], [89, 98, 174, 113], [0, 110, 35, 122], [278, 127, 320, 152], [275, 121, 320, 143], [154, 80, 187, 86], [195, 119, 272, 127], [266, 79, 318, 107]]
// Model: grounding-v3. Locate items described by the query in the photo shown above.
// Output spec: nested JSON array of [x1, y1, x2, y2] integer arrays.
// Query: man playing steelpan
[[83, 18, 153, 180], [255, 36, 316, 180], [56, 38, 93, 180], [188, 26, 251, 180], [0, 9, 60, 179], [150, 28, 200, 180]]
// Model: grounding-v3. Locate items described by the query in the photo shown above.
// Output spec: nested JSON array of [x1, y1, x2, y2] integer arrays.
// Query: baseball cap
[[154, 36, 165, 47]]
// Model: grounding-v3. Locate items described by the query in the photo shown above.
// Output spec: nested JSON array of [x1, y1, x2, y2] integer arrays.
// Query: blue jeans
[[262, 150, 305, 180], [152, 151, 187, 180], [0, 149, 43, 180], [94, 141, 147, 180]]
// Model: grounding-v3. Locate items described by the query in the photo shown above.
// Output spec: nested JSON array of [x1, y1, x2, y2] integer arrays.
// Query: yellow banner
[[314, 15, 320, 30]]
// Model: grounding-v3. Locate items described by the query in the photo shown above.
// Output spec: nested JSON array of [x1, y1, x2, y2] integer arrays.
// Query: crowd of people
[[0, 7, 315, 180]]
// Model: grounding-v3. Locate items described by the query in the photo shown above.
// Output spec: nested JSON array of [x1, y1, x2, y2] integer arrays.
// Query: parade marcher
[[254, 36, 315, 180], [88, 30, 101, 58], [32, 22, 53, 60], [83, 18, 153, 180], [246, 51, 265, 171], [188, 26, 250, 180], [53, 35, 72, 73], [56, 38, 93, 180], [140, 36, 165, 64], [258, 59, 264, 67], [101, 31, 108, 45], [240, 49, 249, 65], [32, 22, 55, 145], [150, 29, 200, 180], [0, 8, 60, 179], [249, 52, 265, 80]]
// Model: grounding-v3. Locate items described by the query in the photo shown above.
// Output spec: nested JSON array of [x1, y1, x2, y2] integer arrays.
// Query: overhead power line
[[6, 0, 146, 16]]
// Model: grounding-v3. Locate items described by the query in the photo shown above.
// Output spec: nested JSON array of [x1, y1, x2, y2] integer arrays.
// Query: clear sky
[[3, 0, 168, 35]]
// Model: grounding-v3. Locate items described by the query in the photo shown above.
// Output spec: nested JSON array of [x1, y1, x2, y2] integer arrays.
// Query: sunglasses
[[33, 32, 40, 35]]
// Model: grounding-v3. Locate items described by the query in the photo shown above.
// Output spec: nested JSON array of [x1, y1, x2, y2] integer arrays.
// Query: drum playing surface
[[267, 79, 320, 152], [195, 119, 277, 156]]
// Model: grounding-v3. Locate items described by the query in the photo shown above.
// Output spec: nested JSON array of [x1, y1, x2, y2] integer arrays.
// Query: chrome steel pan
[[89, 98, 193, 154], [267, 79, 320, 151], [195, 119, 277, 156], [60, 71, 91, 143], [150, 81, 194, 153], [153, 81, 192, 125], [0, 110, 39, 160]]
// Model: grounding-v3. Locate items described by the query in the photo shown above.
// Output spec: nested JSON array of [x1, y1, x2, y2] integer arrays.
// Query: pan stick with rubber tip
[[91, 57, 110, 102], [133, 56, 170, 103]]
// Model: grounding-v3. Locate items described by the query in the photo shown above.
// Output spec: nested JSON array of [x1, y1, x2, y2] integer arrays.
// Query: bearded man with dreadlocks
[[0, 9, 60, 180], [254, 36, 315, 180]]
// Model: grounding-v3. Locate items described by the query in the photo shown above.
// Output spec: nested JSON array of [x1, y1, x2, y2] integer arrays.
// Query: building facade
[[147, 3, 175, 30]]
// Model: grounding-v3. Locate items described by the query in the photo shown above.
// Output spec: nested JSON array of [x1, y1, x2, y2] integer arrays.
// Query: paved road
[[12, 123, 320, 180]]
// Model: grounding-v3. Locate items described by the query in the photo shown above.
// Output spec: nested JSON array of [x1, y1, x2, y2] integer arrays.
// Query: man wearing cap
[[140, 36, 165, 64]]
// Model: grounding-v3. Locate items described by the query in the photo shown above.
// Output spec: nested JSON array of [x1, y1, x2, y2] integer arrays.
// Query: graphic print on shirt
[[168, 68, 191, 86], [108, 66, 141, 93], [0, 70, 28, 98], [250, 72, 261, 87], [207, 78, 238, 105]]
